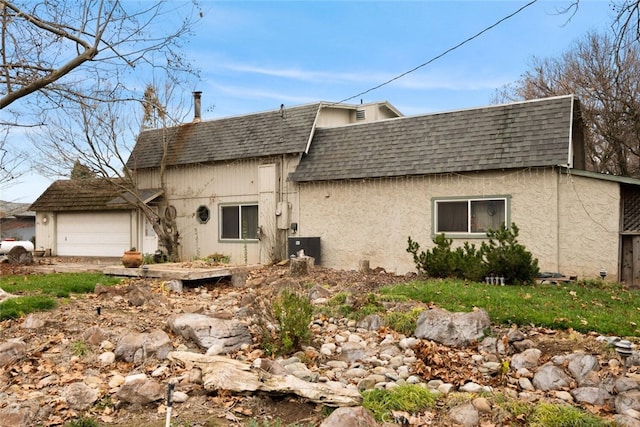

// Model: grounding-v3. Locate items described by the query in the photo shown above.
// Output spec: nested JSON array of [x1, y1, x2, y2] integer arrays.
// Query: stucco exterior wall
[[297, 168, 620, 279], [557, 172, 619, 280], [135, 155, 300, 264]]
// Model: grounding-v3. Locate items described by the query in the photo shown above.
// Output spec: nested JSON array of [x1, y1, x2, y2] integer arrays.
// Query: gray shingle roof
[[289, 95, 581, 182], [127, 103, 322, 169]]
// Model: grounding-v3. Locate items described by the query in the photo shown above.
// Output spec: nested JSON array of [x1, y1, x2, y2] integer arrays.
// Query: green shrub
[[272, 289, 314, 354], [481, 223, 539, 285], [407, 233, 455, 278], [407, 222, 538, 285]]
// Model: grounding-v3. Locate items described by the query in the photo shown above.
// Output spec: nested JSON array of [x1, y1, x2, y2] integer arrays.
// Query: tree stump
[[289, 256, 314, 277], [359, 260, 370, 274], [7, 246, 33, 265]]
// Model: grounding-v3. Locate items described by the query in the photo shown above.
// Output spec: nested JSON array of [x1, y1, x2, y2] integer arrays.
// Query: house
[[126, 99, 402, 265], [0, 200, 35, 242], [29, 94, 640, 285]]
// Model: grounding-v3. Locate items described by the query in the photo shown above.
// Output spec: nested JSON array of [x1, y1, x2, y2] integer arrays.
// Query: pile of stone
[[1, 277, 640, 427]]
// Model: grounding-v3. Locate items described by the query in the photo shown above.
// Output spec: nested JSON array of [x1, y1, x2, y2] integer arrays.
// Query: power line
[[336, 0, 539, 104]]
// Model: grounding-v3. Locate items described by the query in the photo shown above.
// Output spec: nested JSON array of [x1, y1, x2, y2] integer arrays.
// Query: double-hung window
[[433, 196, 509, 235], [220, 204, 259, 240]]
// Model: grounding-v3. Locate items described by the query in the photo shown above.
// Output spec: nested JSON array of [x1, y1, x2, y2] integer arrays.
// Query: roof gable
[[289, 95, 582, 182], [127, 103, 324, 170]]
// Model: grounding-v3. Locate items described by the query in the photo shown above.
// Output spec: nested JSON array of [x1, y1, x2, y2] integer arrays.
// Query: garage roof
[[29, 179, 134, 212]]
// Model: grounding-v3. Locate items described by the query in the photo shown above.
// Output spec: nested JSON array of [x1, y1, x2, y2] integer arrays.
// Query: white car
[[0, 239, 35, 254]]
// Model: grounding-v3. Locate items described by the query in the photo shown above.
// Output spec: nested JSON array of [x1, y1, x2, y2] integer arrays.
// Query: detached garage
[[30, 179, 138, 257]]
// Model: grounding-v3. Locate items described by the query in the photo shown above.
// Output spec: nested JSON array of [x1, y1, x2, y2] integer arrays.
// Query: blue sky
[[4, 0, 614, 202]]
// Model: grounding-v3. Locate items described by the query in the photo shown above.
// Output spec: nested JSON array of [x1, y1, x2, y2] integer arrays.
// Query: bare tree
[[32, 82, 189, 260], [0, 130, 26, 192], [0, 0, 199, 110], [494, 31, 640, 177], [613, 0, 640, 51], [0, 1, 200, 190]]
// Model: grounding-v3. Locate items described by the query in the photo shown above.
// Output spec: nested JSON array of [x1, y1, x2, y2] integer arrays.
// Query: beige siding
[[297, 168, 620, 280], [557, 172, 619, 280], [34, 212, 55, 254], [316, 103, 400, 127], [135, 156, 300, 264]]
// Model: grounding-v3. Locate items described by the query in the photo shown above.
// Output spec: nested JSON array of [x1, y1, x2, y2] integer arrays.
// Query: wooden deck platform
[[103, 263, 255, 281]]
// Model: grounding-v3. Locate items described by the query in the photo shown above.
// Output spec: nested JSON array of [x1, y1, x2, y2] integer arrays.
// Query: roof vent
[[356, 109, 366, 120]]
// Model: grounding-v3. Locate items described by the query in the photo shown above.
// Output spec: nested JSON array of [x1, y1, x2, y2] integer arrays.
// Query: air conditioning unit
[[287, 237, 321, 265]]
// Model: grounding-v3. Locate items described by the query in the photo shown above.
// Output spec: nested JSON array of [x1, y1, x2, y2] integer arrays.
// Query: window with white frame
[[220, 204, 259, 240], [434, 197, 508, 234]]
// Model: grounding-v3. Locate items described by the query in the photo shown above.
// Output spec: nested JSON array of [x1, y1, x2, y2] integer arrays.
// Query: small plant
[[142, 252, 155, 264], [272, 289, 314, 354], [247, 420, 314, 427], [362, 384, 438, 421], [529, 402, 611, 426], [71, 340, 89, 357], [384, 307, 424, 336], [64, 416, 100, 427], [206, 253, 231, 264]]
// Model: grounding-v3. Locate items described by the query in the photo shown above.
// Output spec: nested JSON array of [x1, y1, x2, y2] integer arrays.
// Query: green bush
[[272, 289, 314, 354], [481, 223, 539, 285], [407, 223, 539, 285]]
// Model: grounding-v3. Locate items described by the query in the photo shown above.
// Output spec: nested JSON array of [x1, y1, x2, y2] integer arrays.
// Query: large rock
[[567, 353, 600, 382], [0, 401, 40, 427], [532, 364, 571, 391], [116, 376, 165, 405], [6, 246, 32, 265], [168, 313, 252, 355], [62, 382, 100, 411], [570, 386, 611, 406], [414, 307, 490, 347], [319, 406, 378, 427], [511, 348, 541, 370], [114, 330, 172, 363], [616, 390, 640, 415], [0, 340, 27, 367], [448, 402, 480, 427]]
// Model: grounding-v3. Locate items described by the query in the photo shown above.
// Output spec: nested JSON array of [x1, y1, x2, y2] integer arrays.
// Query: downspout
[[556, 96, 576, 272], [556, 167, 561, 272]]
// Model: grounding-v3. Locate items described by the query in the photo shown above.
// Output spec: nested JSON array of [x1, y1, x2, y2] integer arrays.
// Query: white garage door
[[57, 211, 131, 256]]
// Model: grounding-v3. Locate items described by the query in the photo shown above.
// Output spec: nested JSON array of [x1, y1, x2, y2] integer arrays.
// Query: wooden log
[[168, 351, 361, 406]]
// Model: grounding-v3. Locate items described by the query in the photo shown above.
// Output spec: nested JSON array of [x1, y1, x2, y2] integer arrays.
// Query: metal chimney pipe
[[193, 91, 202, 122]]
